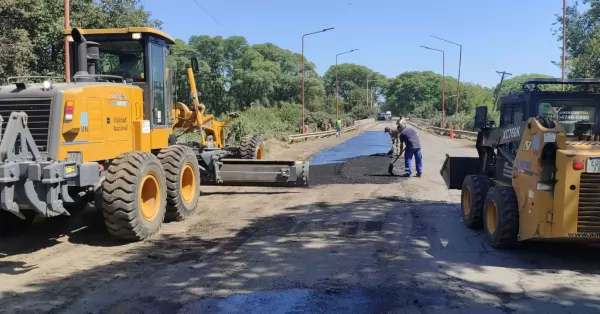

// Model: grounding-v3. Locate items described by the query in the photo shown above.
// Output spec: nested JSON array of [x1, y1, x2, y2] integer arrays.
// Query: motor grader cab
[[440, 78, 600, 248], [0, 27, 308, 240]]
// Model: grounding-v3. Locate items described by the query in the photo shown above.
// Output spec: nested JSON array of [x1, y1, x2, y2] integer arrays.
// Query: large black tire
[[240, 135, 265, 160], [101, 152, 167, 241], [483, 186, 519, 249], [461, 174, 492, 228], [0, 210, 35, 236], [157, 145, 201, 222]]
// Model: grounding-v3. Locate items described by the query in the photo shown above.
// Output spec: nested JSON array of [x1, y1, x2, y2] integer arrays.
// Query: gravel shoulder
[[2, 122, 600, 313]]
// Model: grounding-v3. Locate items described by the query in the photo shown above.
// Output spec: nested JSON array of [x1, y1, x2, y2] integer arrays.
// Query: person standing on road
[[396, 116, 406, 129], [397, 120, 422, 177], [336, 118, 342, 137], [384, 126, 400, 155]]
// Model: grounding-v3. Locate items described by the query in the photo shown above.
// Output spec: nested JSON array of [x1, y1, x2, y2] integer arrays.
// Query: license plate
[[66, 151, 82, 164], [587, 157, 600, 173]]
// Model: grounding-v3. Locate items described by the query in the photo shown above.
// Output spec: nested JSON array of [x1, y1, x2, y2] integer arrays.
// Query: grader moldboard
[[0, 27, 308, 241], [441, 78, 600, 249]]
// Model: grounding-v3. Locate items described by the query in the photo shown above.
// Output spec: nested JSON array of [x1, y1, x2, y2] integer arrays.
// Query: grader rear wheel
[[158, 145, 201, 222], [240, 135, 265, 160], [101, 151, 167, 241]]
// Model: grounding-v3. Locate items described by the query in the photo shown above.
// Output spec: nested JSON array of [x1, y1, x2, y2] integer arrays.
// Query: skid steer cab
[[440, 78, 600, 249], [0, 27, 308, 240]]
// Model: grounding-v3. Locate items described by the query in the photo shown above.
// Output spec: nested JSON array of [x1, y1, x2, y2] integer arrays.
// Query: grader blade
[[209, 159, 309, 187]]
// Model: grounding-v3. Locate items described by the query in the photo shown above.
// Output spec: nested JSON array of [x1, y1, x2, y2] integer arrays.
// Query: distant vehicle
[[378, 113, 388, 121]]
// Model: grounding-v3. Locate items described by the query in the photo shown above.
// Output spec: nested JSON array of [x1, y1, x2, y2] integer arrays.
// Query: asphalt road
[[2, 124, 600, 313]]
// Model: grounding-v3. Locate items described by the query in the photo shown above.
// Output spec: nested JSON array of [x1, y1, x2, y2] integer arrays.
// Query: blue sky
[[143, 0, 568, 88]]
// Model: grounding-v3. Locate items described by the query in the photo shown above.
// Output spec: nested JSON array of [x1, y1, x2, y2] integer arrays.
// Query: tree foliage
[[383, 71, 494, 120], [0, 0, 159, 78], [553, 0, 600, 79], [0, 1, 378, 141]]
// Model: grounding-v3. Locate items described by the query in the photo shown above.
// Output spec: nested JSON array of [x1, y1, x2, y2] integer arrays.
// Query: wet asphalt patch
[[309, 154, 409, 186]]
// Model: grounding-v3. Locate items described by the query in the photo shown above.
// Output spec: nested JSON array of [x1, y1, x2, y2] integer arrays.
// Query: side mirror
[[190, 57, 199, 73], [474, 106, 488, 129]]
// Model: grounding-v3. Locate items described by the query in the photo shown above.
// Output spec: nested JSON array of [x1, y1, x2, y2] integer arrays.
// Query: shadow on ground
[[0, 190, 301, 259], [2, 197, 600, 313]]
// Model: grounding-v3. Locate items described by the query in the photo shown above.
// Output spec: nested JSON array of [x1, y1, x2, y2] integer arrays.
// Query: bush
[[173, 102, 362, 145], [428, 108, 501, 131], [350, 105, 376, 120]]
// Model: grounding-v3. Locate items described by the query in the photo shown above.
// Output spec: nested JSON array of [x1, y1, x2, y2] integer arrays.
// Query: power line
[[190, 0, 237, 36]]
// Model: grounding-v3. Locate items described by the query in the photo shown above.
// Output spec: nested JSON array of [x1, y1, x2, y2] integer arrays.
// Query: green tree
[[0, 0, 160, 79]]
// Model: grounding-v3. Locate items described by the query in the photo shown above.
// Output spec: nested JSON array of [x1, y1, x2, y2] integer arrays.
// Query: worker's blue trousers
[[404, 147, 423, 175]]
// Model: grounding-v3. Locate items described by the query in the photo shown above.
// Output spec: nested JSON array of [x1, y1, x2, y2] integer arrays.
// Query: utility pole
[[562, 0, 566, 91], [64, 0, 70, 83], [492, 71, 512, 111]]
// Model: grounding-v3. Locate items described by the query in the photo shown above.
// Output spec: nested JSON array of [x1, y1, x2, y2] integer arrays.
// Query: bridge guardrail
[[288, 125, 357, 142], [287, 117, 376, 143], [406, 118, 478, 139]]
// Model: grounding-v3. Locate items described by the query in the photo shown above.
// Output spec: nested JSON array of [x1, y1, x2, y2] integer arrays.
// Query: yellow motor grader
[[0, 27, 308, 240]]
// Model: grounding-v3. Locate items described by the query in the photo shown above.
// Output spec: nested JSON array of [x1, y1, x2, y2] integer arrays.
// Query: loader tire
[[483, 186, 519, 249], [240, 135, 265, 160], [158, 145, 201, 222], [461, 174, 492, 229], [101, 152, 167, 241]]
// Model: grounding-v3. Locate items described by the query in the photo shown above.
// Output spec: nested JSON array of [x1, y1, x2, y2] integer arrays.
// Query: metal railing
[[406, 118, 478, 139], [287, 117, 377, 142], [288, 125, 358, 142]]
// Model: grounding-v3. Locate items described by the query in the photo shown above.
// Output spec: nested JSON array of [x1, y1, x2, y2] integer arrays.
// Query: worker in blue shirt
[[397, 120, 422, 177]]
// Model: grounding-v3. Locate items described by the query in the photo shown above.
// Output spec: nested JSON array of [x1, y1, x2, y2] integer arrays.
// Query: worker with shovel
[[396, 120, 422, 177]]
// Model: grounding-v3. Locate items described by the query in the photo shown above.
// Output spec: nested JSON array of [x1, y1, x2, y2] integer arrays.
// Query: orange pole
[[64, 0, 70, 83]]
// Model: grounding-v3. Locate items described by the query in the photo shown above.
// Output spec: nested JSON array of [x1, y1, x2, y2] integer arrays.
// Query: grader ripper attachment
[[0, 27, 308, 240], [441, 78, 600, 249]]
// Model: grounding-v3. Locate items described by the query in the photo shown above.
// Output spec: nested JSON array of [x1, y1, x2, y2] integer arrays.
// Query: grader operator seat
[[65, 27, 174, 127], [115, 53, 143, 81]]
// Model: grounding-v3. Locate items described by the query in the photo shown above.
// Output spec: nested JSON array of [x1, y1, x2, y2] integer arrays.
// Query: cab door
[[148, 36, 171, 129]]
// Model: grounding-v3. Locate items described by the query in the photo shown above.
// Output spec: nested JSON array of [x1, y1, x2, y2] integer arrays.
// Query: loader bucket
[[440, 154, 480, 190]]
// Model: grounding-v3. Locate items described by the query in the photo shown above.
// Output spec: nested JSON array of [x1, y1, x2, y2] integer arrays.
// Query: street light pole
[[431, 35, 462, 114], [367, 78, 378, 107], [301, 27, 334, 133], [335, 48, 359, 119], [421, 45, 446, 128]]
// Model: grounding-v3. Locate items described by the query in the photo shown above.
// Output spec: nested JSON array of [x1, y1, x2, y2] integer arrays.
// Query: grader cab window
[[537, 100, 596, 135], [96, 40, 145, 82]]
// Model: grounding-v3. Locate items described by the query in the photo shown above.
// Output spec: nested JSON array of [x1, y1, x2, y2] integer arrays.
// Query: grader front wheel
[[240, 135, 265, 160], [158, 145, 201, 222], [101, 151, 167, 241]]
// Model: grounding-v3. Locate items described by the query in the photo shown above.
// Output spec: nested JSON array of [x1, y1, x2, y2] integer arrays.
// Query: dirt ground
[[2, 121, 600, 313]]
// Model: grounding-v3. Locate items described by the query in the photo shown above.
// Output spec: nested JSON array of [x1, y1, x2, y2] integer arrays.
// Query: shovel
[[388, 148, 404, 175]]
